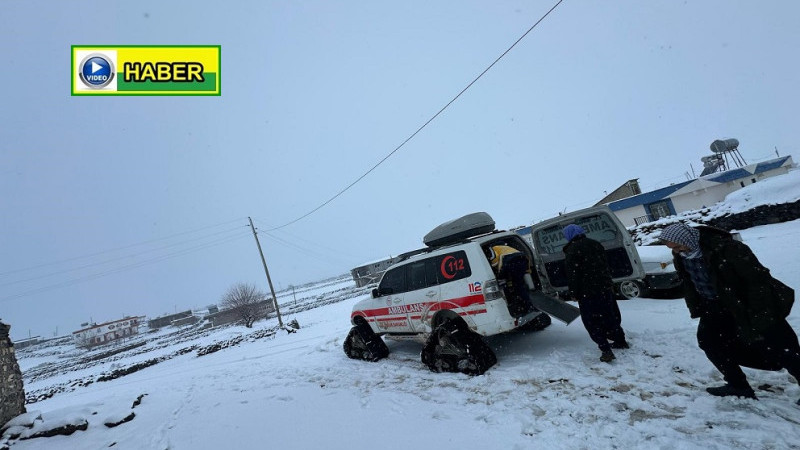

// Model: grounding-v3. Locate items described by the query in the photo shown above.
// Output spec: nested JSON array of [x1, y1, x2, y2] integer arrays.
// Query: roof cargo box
[[423, 212, 496, 247]]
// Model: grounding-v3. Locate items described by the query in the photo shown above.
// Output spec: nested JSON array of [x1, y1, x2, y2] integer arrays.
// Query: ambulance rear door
[[528, 205, 644, 296]]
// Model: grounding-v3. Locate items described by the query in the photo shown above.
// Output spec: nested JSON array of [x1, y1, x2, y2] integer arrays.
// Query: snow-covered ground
[[5, 173, 800, 449]]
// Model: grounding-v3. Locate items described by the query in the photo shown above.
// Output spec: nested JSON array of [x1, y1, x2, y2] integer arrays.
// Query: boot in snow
[[705, 384, 756, 399], [600, 350, 615, 363]]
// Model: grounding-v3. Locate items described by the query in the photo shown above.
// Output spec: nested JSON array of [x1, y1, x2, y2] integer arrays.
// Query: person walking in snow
[[660, 223, 800, 402], [562, 224, 628, 363]]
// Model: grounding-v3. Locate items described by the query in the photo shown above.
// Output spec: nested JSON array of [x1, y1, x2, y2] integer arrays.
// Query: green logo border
[[71, 45, 221, 96]]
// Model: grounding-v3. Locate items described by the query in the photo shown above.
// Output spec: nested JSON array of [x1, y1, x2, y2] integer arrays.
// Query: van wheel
[[421, 319, 496, 376], [519, 312, 552, 332], [617, 280, 647, 300], [343, 323, 389, 362]]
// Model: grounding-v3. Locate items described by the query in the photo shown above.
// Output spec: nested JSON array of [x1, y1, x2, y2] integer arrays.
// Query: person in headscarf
[[563, 224, 628, 363], [660, 222, 799, 402]]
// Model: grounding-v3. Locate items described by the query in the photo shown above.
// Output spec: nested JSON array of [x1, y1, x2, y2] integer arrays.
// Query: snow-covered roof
[[608, 155, 793, 211], [71, 316, 145, 334]]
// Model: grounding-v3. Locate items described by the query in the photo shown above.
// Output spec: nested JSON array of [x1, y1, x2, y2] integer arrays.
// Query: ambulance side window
[[407, 261, 428, 291], [379, 266, 407, 295]]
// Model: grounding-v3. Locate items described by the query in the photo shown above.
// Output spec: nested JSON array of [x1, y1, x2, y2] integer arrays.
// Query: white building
[[606, 156, 794, 227], [72, 316, 145, 348]]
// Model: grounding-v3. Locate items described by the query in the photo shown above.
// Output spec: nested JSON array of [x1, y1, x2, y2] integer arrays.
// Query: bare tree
[[221, 282, 268, 328]]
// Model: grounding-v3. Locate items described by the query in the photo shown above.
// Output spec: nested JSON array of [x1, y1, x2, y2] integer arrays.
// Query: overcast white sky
[[2, 1, 799, 341]]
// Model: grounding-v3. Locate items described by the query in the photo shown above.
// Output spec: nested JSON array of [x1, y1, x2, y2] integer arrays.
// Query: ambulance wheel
[[421, 319, 496, 376], [617, 280, 647, 300], [343, 322, 389, 362]]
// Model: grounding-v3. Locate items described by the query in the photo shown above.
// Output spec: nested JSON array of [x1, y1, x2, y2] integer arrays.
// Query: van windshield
[[534, 214, 619, 254]]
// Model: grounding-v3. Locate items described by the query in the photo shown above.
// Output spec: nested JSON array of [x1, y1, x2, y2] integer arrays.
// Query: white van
[[529, 206, 645, 299]]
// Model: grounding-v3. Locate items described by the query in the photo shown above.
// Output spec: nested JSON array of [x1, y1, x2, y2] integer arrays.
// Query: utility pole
[[248, 217, 284, 328]]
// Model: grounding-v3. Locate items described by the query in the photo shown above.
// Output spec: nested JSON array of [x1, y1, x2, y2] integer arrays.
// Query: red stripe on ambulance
[[352, 294, 486, 320]]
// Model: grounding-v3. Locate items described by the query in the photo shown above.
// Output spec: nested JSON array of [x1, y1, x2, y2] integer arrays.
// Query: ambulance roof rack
[[423, 212, 496, 247]]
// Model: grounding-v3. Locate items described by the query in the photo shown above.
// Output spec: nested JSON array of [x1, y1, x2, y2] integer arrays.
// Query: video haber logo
[[71, 46, 221, 96]]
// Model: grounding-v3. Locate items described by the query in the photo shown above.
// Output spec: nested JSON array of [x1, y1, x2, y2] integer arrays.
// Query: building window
[[647, 201, 672, 221], [740, 181, 745, 188]]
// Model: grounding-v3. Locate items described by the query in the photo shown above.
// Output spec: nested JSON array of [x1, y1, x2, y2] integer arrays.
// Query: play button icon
[[79, 54, 115, 88]]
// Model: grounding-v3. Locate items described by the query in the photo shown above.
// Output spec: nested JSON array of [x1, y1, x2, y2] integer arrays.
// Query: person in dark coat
[[660, 223, 800, 402], [563, 224, 628, 362]]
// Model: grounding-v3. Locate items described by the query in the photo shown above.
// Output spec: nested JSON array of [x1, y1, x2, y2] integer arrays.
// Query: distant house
[[205, 307, 242, 327], [171, 315, 200, 327], [350, 248, 430, 288], [350, 257, 398, 287], [147, 310, 193, 329], [604, 156, 794, 227], [12, 336, 42, 350], [72, 316, 145, 348]]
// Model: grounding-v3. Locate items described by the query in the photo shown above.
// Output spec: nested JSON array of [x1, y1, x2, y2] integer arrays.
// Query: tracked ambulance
[[344, 206, 642, 375]]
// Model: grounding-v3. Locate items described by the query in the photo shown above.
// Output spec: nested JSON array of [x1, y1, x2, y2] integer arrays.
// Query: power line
[[0, 217, 247, 277], [0, 231, 252, 303], [267, 0, 565, 231], [261, 231, 352, 267], [0, 226, 248, 288], [251, 217, 360, 261], [248, 219, 355, 273]]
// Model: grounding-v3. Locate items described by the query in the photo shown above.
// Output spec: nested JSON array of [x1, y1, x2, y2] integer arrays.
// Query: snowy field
[[3, 219, 800, 449], [6, 170, 800, 450]]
